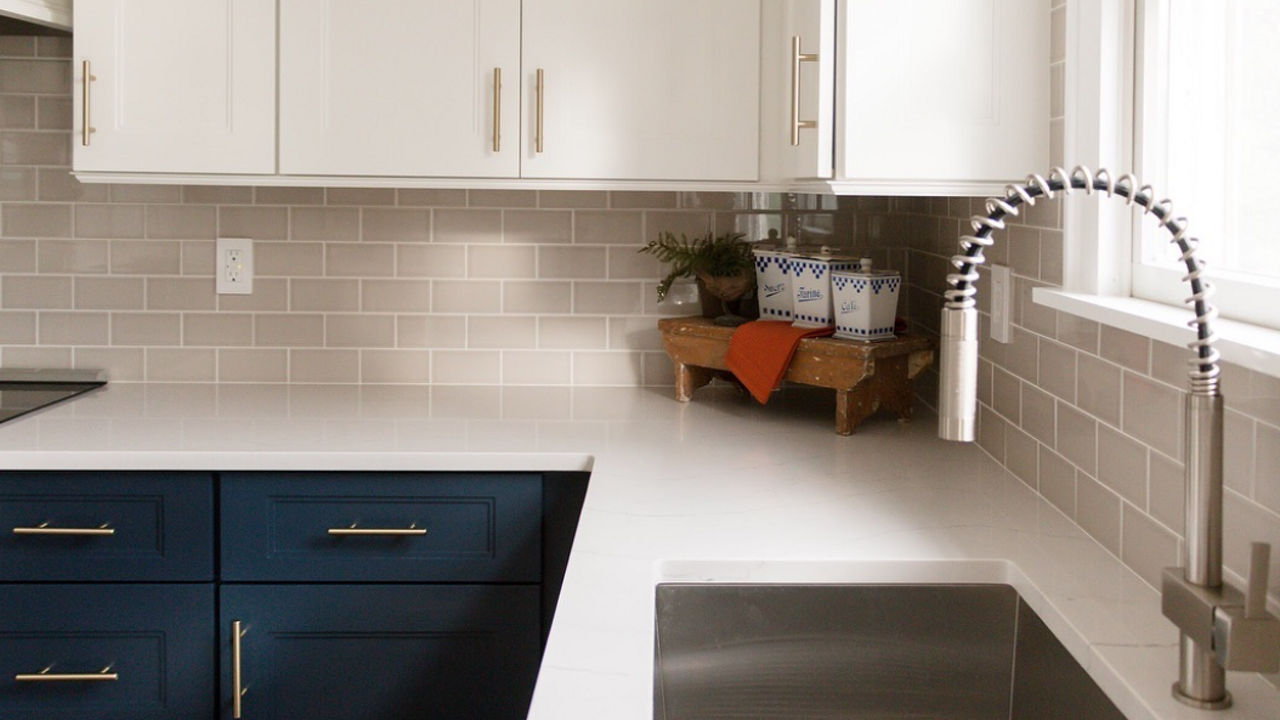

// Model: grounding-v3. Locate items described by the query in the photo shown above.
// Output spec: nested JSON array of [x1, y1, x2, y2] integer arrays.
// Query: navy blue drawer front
[[0, 472, 214, 582], [220, 472, 542, 582], [220, 584, 540, 720], [0, 584, 215, 720]]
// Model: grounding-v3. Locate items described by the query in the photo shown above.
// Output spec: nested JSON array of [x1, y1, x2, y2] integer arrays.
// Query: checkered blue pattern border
[[790, 258, 855, 281], [835, 325, 895, 339], [753, 255, 797, 276], [831, 274, 901, 295]]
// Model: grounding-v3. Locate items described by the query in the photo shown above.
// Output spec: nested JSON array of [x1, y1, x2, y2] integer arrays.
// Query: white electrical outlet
[[990, 264, 1011, 343], [216, 237, 253, 295]]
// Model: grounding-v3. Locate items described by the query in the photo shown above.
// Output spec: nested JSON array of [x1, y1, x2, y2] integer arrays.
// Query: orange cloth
[[725, 320, 834, 404]]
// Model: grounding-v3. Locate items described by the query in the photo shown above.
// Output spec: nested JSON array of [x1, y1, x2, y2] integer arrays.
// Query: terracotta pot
[[694, 277, 727, 319], [695, 269, 754, 303], [694, 269, 756, 319]]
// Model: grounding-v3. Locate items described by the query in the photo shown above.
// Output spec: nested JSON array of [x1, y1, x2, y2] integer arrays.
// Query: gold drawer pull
[[535, 68, 545, 154], [789, 35, 820, 146], [16, 666, 118, 682], [13, 522, 115, 536], [327, 523, 427, 536], [232, 620, 247, 719], [81, 59, 96, 147], [493, 66, 502, 153]]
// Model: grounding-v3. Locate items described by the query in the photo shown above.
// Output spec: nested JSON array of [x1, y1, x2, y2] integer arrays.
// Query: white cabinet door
[[836, 0, 1049, 186], [780, 0, 836, 179], [521, 0, 761, 182], [73, 0, 275, 174], [279, 0, 520, 177]]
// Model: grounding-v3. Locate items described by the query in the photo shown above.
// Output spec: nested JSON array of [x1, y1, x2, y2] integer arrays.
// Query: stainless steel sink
[[654, 583, 1126, 719]]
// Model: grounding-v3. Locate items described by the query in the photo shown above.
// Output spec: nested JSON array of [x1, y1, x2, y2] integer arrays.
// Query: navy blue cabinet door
[[0, 472, 214, 581], [0, 584, 215, 720], [220, 584, 540, 720], [220, 472, 542, 582]]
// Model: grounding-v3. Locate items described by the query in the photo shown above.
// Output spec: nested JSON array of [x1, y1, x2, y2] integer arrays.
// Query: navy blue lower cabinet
[[220, 584, 541, 720], [0, 472, 214, 581], [0, 584, 215, 720], [220, 472, 542, 583]]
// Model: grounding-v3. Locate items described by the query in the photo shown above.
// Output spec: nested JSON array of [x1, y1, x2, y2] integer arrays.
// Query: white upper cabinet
[[839, 0, 1049, 190], [521, 0, 762, 182], [0, 0, 71, 30], [779, 0, 836, 180], [278, 0, 520, 178], [781, 0, 1049, 194], [73, 0, 275, 174]]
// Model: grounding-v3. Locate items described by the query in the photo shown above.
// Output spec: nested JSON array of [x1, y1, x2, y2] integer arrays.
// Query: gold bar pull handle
[[789, 36, 819, 146], [13, 522, 114, 536], [493, 67, 502, 153], [16, 666, 118, 682], [81, 59, 96, 147], [328, 523, 427, 536], [232, 620, 247, 720], [535, 68, 545, 154]]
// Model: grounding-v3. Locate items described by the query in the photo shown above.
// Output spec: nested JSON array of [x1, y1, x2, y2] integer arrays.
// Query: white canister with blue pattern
[[831, 269, 902, 340], [789, 250, 858, 328], [752, 247, 793, 320]]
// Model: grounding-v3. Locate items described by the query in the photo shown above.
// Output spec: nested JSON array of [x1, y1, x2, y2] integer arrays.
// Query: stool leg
[[879, 355, 915, 422], [674, 361, 714, 402], [835, 389, 857, 435]]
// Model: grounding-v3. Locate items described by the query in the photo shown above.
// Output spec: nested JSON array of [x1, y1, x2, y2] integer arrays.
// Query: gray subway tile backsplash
[[0, 38, 1276, 610], [885, 187, 1280, 605]]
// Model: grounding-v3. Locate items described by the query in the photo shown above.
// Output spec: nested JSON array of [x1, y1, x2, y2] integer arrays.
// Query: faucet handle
[[1246, 542, 1271, 620], [1211, 541, 1280, 672]]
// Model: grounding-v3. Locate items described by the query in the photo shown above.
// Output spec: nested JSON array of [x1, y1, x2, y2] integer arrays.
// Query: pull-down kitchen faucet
[[936, 166, 1279, 709]]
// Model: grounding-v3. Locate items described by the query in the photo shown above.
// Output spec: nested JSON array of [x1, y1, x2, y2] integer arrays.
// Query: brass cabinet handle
[[535, 68, 545, 154], [232, 620, 247, 719], [493, 67, 502, 153], [327, 523, 427, 536], [81, 59, 96, 147], [16, 666, 117, 682], [13, 522, 114, 536], [789, 36, 819, 146]]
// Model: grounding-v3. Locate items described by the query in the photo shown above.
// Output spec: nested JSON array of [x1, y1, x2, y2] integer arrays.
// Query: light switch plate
[[216, 237, 253, 295], [990, 264, 1011, 343]]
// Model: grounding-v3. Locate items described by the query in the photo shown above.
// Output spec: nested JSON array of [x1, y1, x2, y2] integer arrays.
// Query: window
[[1133, 0, 1280, 329]]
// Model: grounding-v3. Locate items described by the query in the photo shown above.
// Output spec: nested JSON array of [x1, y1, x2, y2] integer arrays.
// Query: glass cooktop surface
[[0, 369, 105, 424]]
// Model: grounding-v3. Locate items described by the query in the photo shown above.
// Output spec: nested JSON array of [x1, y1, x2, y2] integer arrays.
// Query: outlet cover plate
[[990, 264, 1011, 343], [217, 237, 253, 295]]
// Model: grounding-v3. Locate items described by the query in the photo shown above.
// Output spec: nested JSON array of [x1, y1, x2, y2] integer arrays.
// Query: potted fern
[[639, 231, 757, 322]]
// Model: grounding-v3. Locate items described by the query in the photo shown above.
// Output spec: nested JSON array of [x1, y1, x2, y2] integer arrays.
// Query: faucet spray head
[[938, 305, 979, 442]]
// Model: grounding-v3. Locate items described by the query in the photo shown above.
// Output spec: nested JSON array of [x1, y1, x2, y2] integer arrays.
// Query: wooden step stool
[[658, 316, 934, 435]]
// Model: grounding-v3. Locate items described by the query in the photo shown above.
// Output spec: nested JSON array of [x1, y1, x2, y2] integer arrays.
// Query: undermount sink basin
[[654, 583, 1126, 719]]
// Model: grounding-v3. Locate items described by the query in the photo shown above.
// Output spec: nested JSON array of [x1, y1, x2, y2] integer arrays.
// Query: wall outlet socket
[[990, 264, 1011, 343], [216, 237, 253, 295]]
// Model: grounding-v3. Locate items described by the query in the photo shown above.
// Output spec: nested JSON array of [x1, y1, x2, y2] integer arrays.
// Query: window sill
[[1033, 288, 1280, 379]]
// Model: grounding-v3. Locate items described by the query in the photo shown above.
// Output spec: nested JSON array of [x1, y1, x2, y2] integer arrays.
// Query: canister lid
[[832, 268, 900, 278]]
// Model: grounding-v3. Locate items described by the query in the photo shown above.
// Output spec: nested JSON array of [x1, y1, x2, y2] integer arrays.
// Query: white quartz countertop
[[0, 382, 1276, 719]]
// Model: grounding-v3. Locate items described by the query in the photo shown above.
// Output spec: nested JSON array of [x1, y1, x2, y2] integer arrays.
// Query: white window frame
[[1035, 0, 1280, 378], [1129, 0, 1280, 330]]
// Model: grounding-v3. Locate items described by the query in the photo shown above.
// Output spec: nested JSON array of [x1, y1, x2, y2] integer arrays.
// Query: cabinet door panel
[[72, 0, 275, 173], [0, 472, 214, 582], [221, 585, 540, 720], [838, 0, 1049, 183], [0, 584, 214, 720], [280, 0, 520, 177], [522, 0, 761, 181], [780, 0, 836, 179]]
